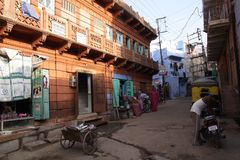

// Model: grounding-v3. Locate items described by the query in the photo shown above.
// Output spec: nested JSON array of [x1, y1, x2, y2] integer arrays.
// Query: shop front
[[112, 73, 134, 109], [0, 48, 49, 132]]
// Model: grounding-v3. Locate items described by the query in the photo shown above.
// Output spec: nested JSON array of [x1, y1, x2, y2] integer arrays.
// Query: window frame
[[133, 40, 138, 53], [126, 36, 131, 50], [116, 31, 123, 46], [106, 25, 113, 41]]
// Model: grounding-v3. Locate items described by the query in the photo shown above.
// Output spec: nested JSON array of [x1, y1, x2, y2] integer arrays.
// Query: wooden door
[[92, 73, 106, 113]]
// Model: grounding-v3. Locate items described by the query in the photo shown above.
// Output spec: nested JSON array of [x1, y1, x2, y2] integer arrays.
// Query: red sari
[[151, 88, 159, 112]]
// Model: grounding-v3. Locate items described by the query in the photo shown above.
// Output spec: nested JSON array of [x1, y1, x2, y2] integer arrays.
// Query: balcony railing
[[204, 2, 230, 61], [0, 0, 158, 70], [207, 3, 229, 26]]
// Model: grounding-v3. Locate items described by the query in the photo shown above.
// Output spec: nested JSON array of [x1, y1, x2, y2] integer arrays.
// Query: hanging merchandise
[[0, 56, 11, 101], [0, 48, 32, 102]]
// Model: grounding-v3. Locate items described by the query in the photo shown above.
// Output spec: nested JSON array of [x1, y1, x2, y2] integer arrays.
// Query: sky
[[124, 0, 207, 51]]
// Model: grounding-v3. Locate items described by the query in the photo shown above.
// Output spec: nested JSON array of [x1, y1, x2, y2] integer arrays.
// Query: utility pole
[[156, 17, 167, 101]]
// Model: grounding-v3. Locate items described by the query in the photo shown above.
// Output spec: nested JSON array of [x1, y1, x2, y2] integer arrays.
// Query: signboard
[[159, 65, 167, 75], [76, 32, 87, 44], [124, 80, 134, 97], [52, 21, 65, 37]]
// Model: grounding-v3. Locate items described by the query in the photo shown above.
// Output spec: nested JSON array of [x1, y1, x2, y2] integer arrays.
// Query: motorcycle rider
[[190, 94, 218, 146]]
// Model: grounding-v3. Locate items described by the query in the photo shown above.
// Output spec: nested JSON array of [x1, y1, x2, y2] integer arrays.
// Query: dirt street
[[7, 97, 240, 160]]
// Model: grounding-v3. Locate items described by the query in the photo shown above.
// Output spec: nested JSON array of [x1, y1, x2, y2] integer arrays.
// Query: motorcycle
[[200, 108, 225, 148], [141, 94, 151, 113]]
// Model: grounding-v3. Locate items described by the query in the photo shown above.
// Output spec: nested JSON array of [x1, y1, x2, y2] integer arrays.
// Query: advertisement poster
[[32, 69, 49, 120]]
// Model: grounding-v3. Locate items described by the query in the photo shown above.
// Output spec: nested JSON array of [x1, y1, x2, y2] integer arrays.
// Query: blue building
[[151, 41, 188, 99]]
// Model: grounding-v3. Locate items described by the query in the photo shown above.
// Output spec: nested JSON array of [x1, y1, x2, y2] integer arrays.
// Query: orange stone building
[[0, 0, 158, 124]]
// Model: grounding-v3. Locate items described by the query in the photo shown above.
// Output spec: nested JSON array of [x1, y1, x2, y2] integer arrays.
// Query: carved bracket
[[142, 68, 149, 73], [0, 22, 15, 37], [77, 48, 90, 60], [126, 63, 135, 71], [114, 10, 124, 17], [58, 42, 72, 54], [126, 17, 134, 24], [117, 60, 127, 68], [104, 2, 115, 10], [132, 22, 140, 28], [107, 57, 117, 66], [138, 27, 145, 33], [145, 32, 152, 38], [148, 69, 155, 74], [94, 53, 106, 63], [32, 34, 47, 49], [135, 65, 143, 72]]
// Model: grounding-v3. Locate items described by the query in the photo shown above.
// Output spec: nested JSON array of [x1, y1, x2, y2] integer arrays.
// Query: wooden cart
[[60, 124, 97, 155]]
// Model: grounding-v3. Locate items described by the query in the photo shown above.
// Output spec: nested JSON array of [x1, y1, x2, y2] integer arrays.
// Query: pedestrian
[[150, 86, 159, 112], [190, 94, 217, 146]]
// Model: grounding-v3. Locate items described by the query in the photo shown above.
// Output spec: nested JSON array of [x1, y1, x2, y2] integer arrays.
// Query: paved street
[[7, 97, 240, 160]]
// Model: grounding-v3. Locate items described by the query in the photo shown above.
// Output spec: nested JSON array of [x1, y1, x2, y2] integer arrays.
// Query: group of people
[[137, 86, 161, 113]]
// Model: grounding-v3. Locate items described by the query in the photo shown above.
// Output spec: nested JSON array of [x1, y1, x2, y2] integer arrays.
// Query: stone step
[[22, 140, 49, 151], [0, 154, 7, 160]]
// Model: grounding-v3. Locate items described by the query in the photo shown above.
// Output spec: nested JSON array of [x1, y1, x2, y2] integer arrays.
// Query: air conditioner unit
[[69, 75, 77, 87]]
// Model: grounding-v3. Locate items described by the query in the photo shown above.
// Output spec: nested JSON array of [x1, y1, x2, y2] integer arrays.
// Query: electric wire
[[124, 0, 204, 43], [171, 7, 202, 41]]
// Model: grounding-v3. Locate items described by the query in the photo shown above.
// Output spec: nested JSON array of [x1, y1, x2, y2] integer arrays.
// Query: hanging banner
[[0, 56, 11, 101], [0, 48, 32, 101], [124, 80, 134, 97], [0, 57, 10, 77], [0, 79, 11, 101]]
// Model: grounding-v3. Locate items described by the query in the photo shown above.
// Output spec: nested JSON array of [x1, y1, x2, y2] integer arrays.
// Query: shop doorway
[[112, 79, 133, 108], [77, 73, 92, 114]]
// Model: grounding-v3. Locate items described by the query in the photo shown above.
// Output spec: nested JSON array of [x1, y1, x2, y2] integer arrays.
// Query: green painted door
[[32, 69, 49, 120], [112, 79, 120, 107]]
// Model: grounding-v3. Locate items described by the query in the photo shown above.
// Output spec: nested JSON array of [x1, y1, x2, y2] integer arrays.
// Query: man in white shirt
[[190, 95, 216, 145]]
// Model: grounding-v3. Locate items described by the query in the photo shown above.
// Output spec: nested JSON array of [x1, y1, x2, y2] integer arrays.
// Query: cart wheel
[[82, 131, 97, 154], [60, 134, 75, 149]]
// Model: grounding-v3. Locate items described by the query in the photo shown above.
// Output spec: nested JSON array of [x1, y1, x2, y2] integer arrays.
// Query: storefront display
[[0, 48, 33, 131]]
